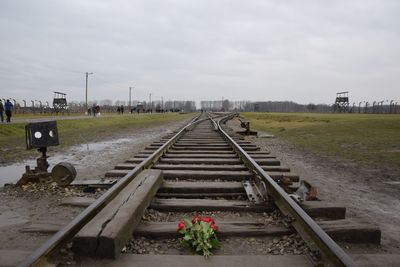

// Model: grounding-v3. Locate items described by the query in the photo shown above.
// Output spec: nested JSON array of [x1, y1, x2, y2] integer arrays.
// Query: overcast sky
[[0, 0, 399, 105]]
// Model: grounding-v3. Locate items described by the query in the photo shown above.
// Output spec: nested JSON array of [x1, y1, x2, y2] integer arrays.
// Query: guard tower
[[333, 91, 349, 113], [52, 91, 68, 114]]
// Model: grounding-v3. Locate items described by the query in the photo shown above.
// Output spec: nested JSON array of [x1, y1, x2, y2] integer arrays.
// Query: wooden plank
[[301, 201, 346, 220], [247, 151, 271, 154], [106, 169, 253, 180], [167, 150, 234, 154], [154, 164, 248, 171], [152, 164, 289, 172], [183, 134, 220, 137], [173, 142, 230, 149], [175, 141, 252, 144], [260, 166, 291, 172], [173, 144, 258, 149], [180, 136, 222, 139], [255, 159, 280, 165], [173, 142, 251, 146], [162, 170, 253, 180], [158, 158, 280, 165], [163, 153, 238, 158], [136, 220, 381, 244], [318, 219, 381, 244], [134, 221, 291, 238], [72, 170, 163, 259], [115, 164, 290, 172], [159, 158, 241, 164], [156, 192, 246, 198], [150, 198, 273, 212], [19, 219, 380, 245], [148, 199, 344, 219], [158, 181, 245, 193], [173, 139, 226, 141], [133, 153, 238, 159], [170, 146, 232, 151], [244, 154, 276, 159]]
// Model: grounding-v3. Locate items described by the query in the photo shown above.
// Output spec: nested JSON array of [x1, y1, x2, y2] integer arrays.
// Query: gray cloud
[[0, 0, 399, 105]]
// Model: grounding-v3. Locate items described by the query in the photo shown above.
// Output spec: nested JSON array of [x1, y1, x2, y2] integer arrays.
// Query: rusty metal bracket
[[295, 180, 319, 201], [243, 181, 265, 203]]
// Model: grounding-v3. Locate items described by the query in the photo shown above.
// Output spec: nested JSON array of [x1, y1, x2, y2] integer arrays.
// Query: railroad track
[[19, 113, 392, 267]]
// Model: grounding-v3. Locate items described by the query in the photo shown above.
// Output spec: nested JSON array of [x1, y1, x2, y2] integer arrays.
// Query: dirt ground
[[227, 117, 400, 254], [1, 115, 399, 266], [0, 118, 191, 265]]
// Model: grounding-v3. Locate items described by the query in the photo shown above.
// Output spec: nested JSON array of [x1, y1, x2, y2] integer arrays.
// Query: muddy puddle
[[0, 130, 169, 187]]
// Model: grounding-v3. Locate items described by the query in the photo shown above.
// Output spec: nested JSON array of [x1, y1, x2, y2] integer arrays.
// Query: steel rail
[[213, 114, 356, 267], [19, 113, 205, 267]]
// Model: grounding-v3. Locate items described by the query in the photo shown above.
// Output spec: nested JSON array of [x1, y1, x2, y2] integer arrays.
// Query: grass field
[[242, 112, 400, 168], [0, 113, 194, 164], [13, 113, 61, 119]]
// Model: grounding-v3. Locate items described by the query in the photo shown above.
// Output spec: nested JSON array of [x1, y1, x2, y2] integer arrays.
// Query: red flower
[[201, 216, 215, 224], [211, 224, 218, 231], [177, 221, 186, 231], [192, 214, 201, 224]]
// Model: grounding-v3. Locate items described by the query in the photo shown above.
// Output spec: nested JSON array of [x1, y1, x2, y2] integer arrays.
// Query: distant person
[[92, 104, 96, 117], [4, 99, 13, 122], [117, 106, 120, 114], [0, 99, 4, 122], [121, 105, 124, 114]]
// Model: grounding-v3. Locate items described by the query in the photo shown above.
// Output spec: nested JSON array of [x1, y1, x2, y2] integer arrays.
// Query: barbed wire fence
[[2, 98, 399, 115], [200, 100, 400, 114]]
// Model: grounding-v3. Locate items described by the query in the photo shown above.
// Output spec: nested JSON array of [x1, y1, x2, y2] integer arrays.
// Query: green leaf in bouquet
[[184, 218, 193, 227], [210, 238, 219, 248]]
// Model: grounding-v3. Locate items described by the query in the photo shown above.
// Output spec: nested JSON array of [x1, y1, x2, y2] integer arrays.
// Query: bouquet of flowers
[[177, 215, 219, 257]]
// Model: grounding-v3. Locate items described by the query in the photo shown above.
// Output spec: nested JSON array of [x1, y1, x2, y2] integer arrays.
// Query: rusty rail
[[213, 113, 356, 267], [21, 112, 356, 266], [19, 113, 205, 267]]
